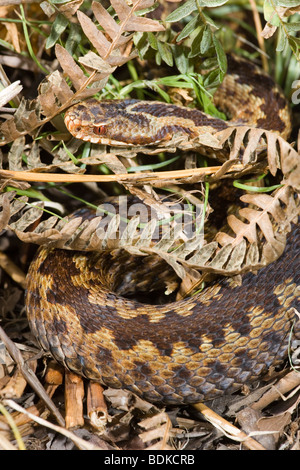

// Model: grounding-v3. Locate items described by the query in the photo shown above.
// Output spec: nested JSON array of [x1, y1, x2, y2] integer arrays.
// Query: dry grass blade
[[0, 164, 244, 183], [248, 0, 268, 71], [3, 400, 100, 450], [0, 81, 22, 107], [0, 326, 65, 427]]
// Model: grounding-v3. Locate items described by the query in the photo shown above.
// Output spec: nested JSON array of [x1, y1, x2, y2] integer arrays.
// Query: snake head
[[64, 98, 153, 146], [65, 99, 116, 144], [64, 98, 201, 147]]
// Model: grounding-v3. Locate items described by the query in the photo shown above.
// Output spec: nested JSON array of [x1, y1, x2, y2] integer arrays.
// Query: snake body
[[26, 55, 300, 404]]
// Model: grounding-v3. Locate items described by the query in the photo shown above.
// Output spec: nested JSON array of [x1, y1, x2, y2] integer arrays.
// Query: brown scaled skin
[[26, 224, 300, 404]]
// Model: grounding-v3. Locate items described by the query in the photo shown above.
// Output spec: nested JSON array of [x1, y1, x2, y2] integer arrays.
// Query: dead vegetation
[[0, 0, 300, 451]]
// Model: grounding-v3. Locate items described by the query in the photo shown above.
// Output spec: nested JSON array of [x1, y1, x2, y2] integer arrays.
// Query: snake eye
[[94, 126, 106, 136]]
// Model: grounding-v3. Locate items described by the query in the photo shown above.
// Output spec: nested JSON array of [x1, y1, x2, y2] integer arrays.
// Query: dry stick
[[0, 431, 17, 450], [0, 353, 37, 399], [248, 0, 268, 72], [0, 403, 43, 428], [64, 371, 85, 429], [3, 399, 100, 450], [87, 382, 108, 432], [251, 370, 300, 411], [0, 0, 37, 4], [0, 251, 27, 289], [0, 326, 65, 427], [0, 164, 244, 184], [193, 403, 266, 450]]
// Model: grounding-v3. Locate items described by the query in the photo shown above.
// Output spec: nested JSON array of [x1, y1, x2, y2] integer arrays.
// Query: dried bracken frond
[[215, 126, 300, 188], [0, 0, 164, 147], [2, 183, 298, 283], [1, 118, 299, 283], [215, 185, 300, 270], [77, 0, 164, 65], [0, 114, 299, 282]]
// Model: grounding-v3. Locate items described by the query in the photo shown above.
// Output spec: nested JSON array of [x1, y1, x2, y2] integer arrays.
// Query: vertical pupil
[[94, 126, 106, 135]]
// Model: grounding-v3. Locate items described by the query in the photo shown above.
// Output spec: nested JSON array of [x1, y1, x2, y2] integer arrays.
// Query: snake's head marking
[[65, 98, 159, 146], [64, 99, 118, 145], [64, 98, 202, 147]]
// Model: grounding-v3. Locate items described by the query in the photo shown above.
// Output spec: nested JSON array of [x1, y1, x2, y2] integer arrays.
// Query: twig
[[193, 402, 266, 450], [0, 326, 65, 427], [3, 399, 101, 450], [248, 0, 268, 72], [64, 371, 84, 429], [0, 431, 17, 450], [0, 403, 26, 450], [87, 382, 108, 432], [0, 164, 244, 184], [251, 370, 300, 411], [0, 251, 27, 289]]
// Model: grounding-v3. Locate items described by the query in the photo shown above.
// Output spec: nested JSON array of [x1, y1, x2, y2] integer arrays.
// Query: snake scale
[[26, 55, 300, 405]]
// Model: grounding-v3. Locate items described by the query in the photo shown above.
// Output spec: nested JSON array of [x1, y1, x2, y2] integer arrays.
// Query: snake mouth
[[64, 112, 138, 146], [64, 111, 92, 138]]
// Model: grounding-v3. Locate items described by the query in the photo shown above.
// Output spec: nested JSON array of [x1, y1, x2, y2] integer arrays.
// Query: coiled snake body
[[26, 55, 300, 404]]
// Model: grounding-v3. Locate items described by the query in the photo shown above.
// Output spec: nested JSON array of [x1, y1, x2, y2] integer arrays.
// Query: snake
[[25, 55, 300, 405]]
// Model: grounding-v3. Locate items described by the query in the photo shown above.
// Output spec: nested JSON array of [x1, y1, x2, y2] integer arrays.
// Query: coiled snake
[[26, 55, 300, 404]]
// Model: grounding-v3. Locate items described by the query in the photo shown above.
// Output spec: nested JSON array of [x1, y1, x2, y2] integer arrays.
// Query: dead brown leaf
[[55, 44, 87, 91]]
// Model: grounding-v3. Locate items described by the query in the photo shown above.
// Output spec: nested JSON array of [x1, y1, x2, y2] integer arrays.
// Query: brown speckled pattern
[[26, 225, 300, 404]]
